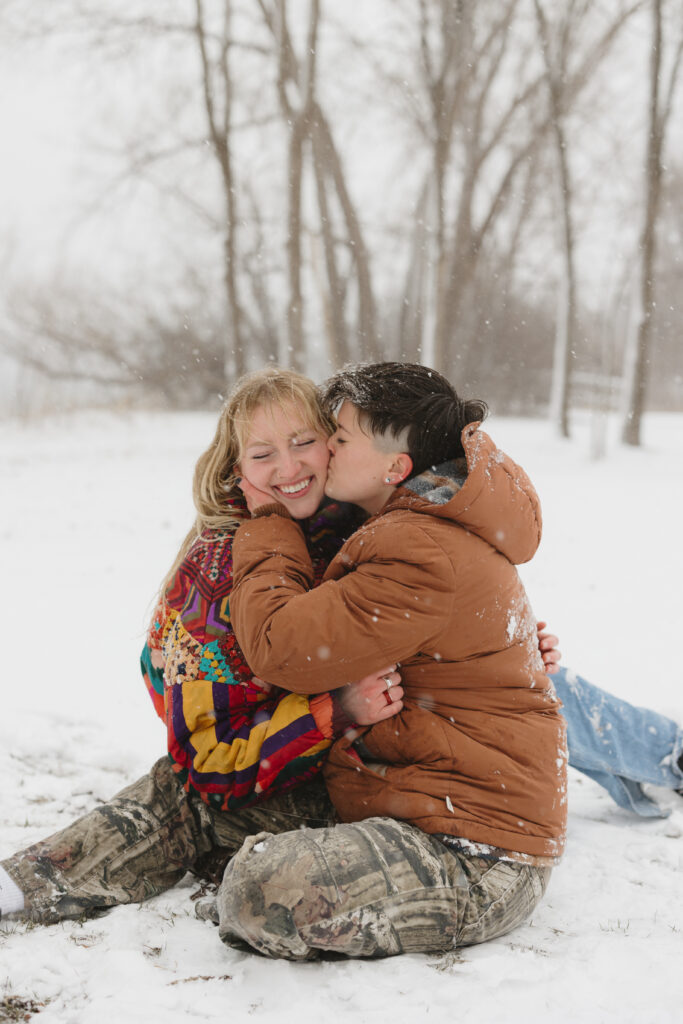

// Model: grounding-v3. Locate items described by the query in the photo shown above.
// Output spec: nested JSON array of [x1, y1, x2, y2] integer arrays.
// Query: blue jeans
[[555, 666, 683, 817]]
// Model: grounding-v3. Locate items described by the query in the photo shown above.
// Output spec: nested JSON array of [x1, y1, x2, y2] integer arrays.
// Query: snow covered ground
[[1, 408, 682, 1024]]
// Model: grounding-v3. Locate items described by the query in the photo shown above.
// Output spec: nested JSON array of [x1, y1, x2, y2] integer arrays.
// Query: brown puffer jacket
[[231, 425, 567, 861]]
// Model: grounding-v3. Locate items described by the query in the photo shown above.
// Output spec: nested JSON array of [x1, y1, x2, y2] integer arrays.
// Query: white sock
[[0, 865, 25, 915]]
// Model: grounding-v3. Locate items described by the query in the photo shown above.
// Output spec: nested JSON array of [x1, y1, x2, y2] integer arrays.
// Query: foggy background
[[1, 0, 681, 447]]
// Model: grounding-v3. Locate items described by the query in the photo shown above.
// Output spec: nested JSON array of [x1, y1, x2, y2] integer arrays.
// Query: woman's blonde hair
[[161, 367, 334, 593]]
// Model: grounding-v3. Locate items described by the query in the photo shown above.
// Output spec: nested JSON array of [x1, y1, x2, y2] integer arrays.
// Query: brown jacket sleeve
[[230, 512, 457, 693]]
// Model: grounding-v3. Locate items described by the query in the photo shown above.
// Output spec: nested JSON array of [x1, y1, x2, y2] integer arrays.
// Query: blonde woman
[[0, 368, 402, 924]]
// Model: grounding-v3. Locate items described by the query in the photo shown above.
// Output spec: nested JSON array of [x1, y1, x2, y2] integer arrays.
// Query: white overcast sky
[[0, 5, 680, 305]]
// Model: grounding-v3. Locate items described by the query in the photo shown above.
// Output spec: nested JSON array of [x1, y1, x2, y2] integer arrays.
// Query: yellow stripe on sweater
[[182, 681, 324, 775]]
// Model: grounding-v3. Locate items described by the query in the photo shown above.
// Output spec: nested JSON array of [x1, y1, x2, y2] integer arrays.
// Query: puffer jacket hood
[[389, 423, 542, 565]]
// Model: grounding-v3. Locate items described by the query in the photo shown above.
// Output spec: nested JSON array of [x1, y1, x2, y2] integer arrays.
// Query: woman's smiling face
[[239, 401, 331, 519]]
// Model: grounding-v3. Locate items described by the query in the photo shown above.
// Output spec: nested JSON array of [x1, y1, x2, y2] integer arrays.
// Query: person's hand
[[337, 666, 404, 725], [236, 473, 283, 515], [536, 620, 561, 675]]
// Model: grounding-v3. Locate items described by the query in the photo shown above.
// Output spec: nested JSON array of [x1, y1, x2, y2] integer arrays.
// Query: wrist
[[329, 690, 357, 735], [252, 503, 293, 520]]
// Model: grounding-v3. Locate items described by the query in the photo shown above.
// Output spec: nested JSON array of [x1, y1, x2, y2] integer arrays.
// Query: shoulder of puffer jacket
[[342, 509, 460, 571]]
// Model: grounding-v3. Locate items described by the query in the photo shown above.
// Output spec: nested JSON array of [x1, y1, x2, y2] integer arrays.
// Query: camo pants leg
[[215, 816, 552, 960], [1, 757, 335, 924]]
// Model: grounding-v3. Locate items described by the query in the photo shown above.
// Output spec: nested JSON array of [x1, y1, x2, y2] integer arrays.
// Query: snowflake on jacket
[[140, 496, 360, 812]]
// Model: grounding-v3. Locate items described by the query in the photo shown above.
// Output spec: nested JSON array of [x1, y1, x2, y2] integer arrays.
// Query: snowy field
[[1, 408, 682, 1024]]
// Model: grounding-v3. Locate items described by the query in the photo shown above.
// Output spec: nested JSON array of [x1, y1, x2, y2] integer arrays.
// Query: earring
[[385, 477, 392, 484]]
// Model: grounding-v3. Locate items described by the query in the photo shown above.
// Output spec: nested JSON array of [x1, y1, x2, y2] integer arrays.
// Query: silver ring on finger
[[382, 675, 394, 688]]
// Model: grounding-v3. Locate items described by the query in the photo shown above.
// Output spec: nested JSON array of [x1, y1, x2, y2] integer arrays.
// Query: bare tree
[[3, 273, 225, 408], [1, 0, 283, 394], [258, 0, 379, 368], [533, 0, 582, 439], [311, 111, 379, 361], [310, 125, 349, 367], [389, 1, 556, 370], [195, 0, 247, 379], [621, 0, 683, 445], [390, 0, 644, 385], [275, 0, 317, 368], [3, 0, 680, 420]]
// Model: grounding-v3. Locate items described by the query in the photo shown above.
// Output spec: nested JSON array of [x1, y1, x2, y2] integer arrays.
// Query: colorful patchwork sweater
[[141, 497, 357, 812]]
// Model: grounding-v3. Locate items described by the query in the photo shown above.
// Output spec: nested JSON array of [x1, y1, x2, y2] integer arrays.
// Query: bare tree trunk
[[419, 0, 474, 371], [399, 182, 430, 361], [621, 0, 682, 445], [285, 116, 306, 370], [534, 0, 579, 438], [261, 0, 378, 364], [274, 0, 318, 370], [426, 0, 465, 368], [241, 182, 281, 361], [195, 0, 246, 380], [312, 108, 378, 360], [428, 0, 529, 374], [311, 126, 349, 367], [432, 173, 475, 374], [414, 0, 640, 378]]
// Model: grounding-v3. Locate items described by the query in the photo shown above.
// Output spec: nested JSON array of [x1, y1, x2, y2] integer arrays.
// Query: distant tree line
[[1, 0, 681, 444]]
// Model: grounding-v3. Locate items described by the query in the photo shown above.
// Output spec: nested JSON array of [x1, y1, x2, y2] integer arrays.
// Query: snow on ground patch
[[1, 410, 683, 1023]]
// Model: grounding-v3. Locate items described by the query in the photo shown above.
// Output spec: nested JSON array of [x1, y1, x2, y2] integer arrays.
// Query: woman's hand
[[537, 621, 561, 675], [337, 666, 404, 725]]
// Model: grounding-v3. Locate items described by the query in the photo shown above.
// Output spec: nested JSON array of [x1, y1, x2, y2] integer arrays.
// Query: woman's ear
[[389, 453, 413, 483]]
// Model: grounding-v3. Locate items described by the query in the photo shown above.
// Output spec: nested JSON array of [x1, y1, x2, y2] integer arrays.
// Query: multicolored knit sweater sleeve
[[140, 498, 356, 812]]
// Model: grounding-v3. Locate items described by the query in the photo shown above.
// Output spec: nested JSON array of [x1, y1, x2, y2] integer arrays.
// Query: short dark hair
[[322, 362, 488, 477]]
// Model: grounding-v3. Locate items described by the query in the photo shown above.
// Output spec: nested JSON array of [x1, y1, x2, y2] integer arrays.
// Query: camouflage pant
[[1, 756, 334, 925], [3, 758, 551, 958], [215, 817, 552, 960]]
